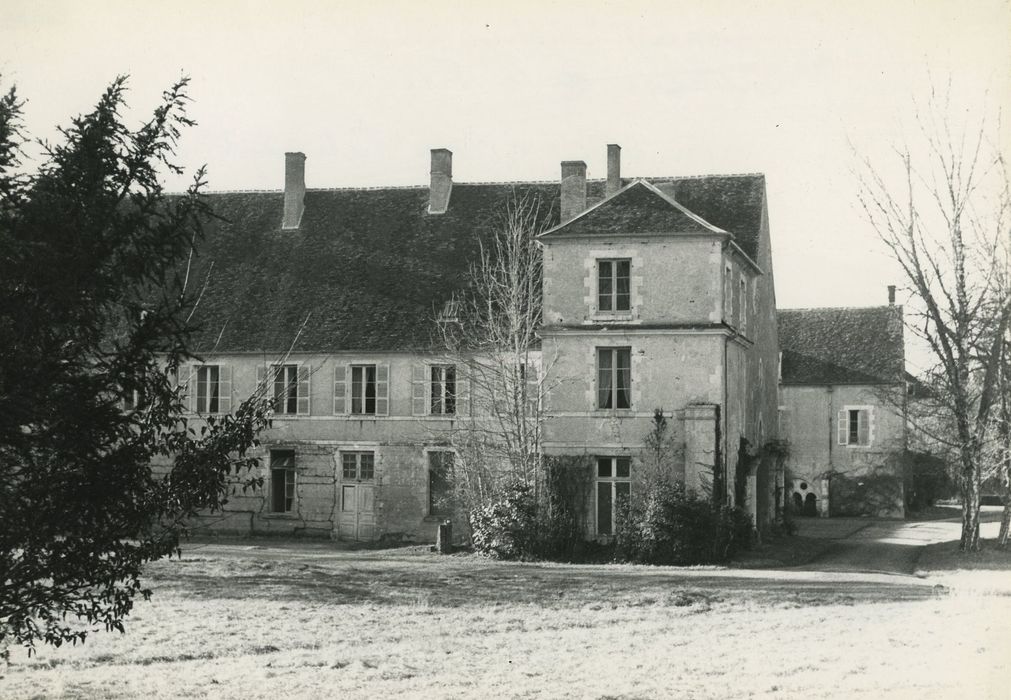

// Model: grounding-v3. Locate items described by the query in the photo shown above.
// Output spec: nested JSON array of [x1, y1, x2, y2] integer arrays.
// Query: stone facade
[[177, 147, 784, 541], [777, 305, 907, 518]]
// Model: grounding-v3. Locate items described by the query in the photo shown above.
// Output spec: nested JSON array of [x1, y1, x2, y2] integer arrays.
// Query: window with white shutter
[[838, 407, 872, 446]]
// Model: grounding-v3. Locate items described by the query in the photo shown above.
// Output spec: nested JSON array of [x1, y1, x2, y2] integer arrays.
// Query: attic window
[[438, 299, 461, 323]]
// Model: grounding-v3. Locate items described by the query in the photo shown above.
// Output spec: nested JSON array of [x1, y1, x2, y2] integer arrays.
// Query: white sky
[[3, 0, 1009, 366]]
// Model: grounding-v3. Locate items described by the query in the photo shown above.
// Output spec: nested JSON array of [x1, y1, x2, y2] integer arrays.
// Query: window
[[351, 365, 378, 414], [838, 407, 871, 446], [123, 389, 140, 412], [342, 451, 375, 481], [428, 451, 454, 517], [430, 365, 457, 415], [596, 456, 631, 536], [195, 365, 221, 413], [597, 347, 631, 409], [336, 364, 387, 416], [597, 259, 631, 312], [724, 263, 733, 321], [273, 364, 299, 414], [270, 450, 296, 513], [739, 277, 748, 334]]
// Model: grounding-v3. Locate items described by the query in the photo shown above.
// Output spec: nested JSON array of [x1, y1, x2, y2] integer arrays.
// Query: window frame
[[838, 406, 873, 447], [195, 364, 221, 414], [596, 258, 632, 314], [350, 364, 379, 415], [596, 347, 632, 410], [426, 449, 455, 518], [429, 364, 457, 416], [272, 363, 300, 415], [269, 450, 297, 514], [341, 451, 376, 482], [596, 456, 631, 536]]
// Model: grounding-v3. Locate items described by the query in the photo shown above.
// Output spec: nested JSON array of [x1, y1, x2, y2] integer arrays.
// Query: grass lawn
[[4, 542, 1010, 699]]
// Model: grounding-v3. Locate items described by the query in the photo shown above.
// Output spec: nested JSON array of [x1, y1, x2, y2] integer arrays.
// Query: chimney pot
[[429, 148, 453, 214], [560, 160, 587, 222], [282, 152, 306, 230], [606, 144, 621, 197], [888, 285, 896, 305]]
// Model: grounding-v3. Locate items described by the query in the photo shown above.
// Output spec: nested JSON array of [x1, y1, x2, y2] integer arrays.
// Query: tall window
[[597, 347, 631, 409], [351, 365, 377, 415], [596, 456, 631, 536], [838, 407, 871, 446], [430, 365, 457, 415], [597, 259, 631, 312], [342, 451, 375, 481], [196, 365, 221, 413], [270, 450, 296, 513], [739, 277, 748, 335], [273, 364, 299, 414], [428, 451, 454, 517]]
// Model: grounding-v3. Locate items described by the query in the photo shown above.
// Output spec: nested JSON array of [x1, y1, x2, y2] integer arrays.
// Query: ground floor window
[[596, 456, 631, 535], [428, 451, 454, 517], [270, 450, 296, 513]]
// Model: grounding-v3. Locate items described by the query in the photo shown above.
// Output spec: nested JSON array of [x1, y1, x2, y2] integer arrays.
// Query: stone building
[[176, 145, 781, 541], [777, 299, 908, 518]]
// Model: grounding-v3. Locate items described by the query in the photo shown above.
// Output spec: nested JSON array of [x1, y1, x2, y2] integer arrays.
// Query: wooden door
[[337, 452, 376, 541]]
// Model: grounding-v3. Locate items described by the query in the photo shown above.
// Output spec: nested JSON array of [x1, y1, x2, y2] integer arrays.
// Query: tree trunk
[[960, 473, 981, 551], [999, 498, 1011, 548]]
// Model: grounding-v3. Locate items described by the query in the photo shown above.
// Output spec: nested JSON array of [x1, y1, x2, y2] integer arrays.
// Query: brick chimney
[[888, 285, 896, 305], [560, 160, 587, 222], [429, 148, 453, 214], [606, 144, 621, 197], [282, 152, 306, 230]]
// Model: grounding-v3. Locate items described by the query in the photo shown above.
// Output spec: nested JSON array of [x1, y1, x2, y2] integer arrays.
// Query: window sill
[[591, 409, 636, 418], [423, 515, 452, 523], [261, 512, 299, 519], [588, 313, 635, 323]]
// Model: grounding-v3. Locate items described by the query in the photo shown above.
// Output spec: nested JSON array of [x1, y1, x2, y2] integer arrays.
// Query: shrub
[[469, 472, 592, 561], [469, 481, 538, 559], [616, 480, 752, 565]]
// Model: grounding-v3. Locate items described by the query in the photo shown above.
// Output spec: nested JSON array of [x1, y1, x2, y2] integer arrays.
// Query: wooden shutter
[[186, 365, 197, 413], [333, 364, 347, 414], [837, 410, 848, 445], [412, 364, 427, 416], [858, 409, 871, 446], [218, 365, 232, 414], [456, 364, 470, 417], [296, 365, 311, 415], [375, 364, 390, 416], [525, 363, 539, 415]]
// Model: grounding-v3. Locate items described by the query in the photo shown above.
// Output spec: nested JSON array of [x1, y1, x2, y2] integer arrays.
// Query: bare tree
[[855, 86, 1011, 551], [434, 192, 556, 517]]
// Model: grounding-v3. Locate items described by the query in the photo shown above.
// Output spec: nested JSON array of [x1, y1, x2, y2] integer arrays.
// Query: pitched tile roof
[[184, 175, 766, 353], [540, 180, 725, 239], [777, 306, 905, 385]]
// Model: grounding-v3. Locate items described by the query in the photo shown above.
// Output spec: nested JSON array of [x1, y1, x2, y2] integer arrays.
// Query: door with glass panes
[[596, 456, 630, 536], [338, 451, 376, 541]]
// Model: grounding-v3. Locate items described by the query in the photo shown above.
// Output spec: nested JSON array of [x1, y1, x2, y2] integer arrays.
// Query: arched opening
[[792, 492, 803, 512], [803, 492, 818, 517]]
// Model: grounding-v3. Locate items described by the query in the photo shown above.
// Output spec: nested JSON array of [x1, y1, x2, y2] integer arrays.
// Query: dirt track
[[794, 507, 1004, 575]]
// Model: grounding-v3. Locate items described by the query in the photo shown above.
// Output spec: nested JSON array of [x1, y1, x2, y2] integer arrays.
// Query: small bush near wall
[[615, 481, 753, 565], [469, 457, 596, 561], [469, 481, 539, 559]]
